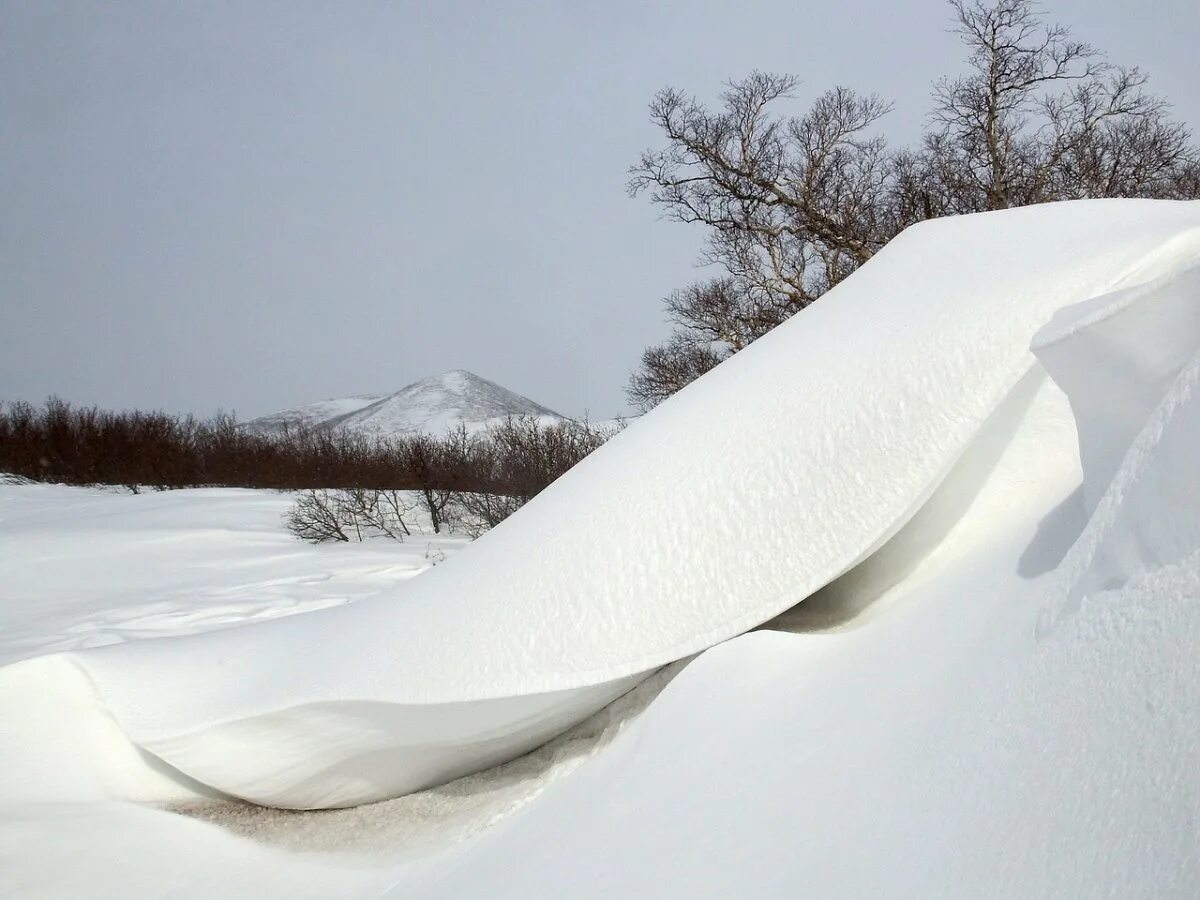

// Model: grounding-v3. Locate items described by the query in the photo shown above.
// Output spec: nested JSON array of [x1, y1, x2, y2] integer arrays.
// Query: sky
[[3, 1, 1198, 420]]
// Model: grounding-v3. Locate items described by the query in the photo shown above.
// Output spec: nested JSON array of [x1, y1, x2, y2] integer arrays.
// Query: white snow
[[0, 485, 468, 668], [245, 370, 564, 438], [59, 199, 1200, 811], [2, 198, 1199, 897], [240, 393, 388, 434], [1032, 259, 1200, 514], [384, 261, 1200, 898]]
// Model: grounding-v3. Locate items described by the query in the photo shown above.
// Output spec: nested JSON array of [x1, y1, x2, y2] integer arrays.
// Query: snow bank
[[383, 240, 1200, 899], [61, 200, 1200, 808], [1032, 259, 1200, 513], [1073, 351, 1200, 599], [1035, 266, 1200, 613]]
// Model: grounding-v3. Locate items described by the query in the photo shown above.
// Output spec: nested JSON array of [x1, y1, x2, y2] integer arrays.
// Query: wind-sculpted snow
[[1032, 259, 1200, 514], [1033, 267, 1200, 616], [62, 200, 1200, 809], [380, 208, 1200, 900], [387, 403, 1200, 900]]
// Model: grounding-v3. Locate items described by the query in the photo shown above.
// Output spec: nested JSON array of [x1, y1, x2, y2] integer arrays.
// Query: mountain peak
[[246, 371, 563, 438]]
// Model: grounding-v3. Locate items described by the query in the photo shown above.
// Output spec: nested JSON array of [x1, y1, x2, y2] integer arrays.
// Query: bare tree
[[921, 0, 1198, 213], [627, 332, 726, 412], [284, 490, 351, 543], [628, 0, 1198, 409], [447, 416, 619, 533], [630, 75, 895, 309], [284, 488, 418, 543], [343, 487, 414, 541], [627, 76, 897, 409], [399, 432, 462, 534], [626, 278, 797, 409], [448, 490, 526, 539]]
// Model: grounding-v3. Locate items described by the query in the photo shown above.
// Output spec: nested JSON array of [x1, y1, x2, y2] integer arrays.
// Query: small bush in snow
[[284, 490, 353, 543], [284, 488, 417, 543]]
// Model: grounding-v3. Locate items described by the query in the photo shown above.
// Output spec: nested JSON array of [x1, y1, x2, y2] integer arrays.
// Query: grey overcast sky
[[3, 1, 1197, 419]]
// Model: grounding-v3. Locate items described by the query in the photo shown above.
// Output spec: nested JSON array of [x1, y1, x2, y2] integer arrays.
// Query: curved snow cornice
[[72, 199, 1200, 808]]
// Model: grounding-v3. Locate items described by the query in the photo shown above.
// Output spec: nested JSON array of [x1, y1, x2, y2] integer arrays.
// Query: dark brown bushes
[[1, 399, 622, 536]]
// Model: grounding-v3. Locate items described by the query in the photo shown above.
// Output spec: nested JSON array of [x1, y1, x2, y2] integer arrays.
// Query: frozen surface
[[2, 199, 1200, 896], [245, 370, 563, 437], [65, 200, 1200, 809]]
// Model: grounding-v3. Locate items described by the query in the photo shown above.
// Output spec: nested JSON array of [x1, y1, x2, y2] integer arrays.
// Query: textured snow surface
[[2, 199, 1199, 896], [0, 486, 469, 669], [1032, 260, 1200, 514], [244, 370, 562, 437], [386, 261, 1200, 898], [63, 200, 1200, 809]]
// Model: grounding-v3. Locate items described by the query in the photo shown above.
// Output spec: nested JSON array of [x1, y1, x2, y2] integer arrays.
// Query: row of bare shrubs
[[0, 398, 620, 538], [282, 416, 619, 541]]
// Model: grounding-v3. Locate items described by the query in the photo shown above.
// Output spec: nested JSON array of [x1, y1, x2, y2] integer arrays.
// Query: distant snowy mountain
[[241, 393, 389, 435], [245, 370, 563, 438]]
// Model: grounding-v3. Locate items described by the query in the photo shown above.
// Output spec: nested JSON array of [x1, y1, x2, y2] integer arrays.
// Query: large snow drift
[[385, 245, 1200, 899], [64, 200, 1200, 808]]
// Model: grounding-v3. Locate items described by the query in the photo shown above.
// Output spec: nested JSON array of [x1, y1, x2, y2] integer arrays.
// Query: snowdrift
[[384, 238, 1200, 899], [67, 199, 1200, 809]]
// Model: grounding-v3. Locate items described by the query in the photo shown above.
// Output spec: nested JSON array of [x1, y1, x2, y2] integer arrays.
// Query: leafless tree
[[627, 0, 1198, 409], [447, 416, 619, 533], [626, 278, 795, 409], [448, 490, 526, 538], [343, 487, 414, 540], [284, 487, 418, 543], [284, 490, 351, 543], [627, 332, 726, 411], [920, 0, 1198, 213], [399, 432, 463, 534], [630, 75, 895, 310]]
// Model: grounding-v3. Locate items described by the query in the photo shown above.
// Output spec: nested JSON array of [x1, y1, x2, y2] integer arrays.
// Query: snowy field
[[2, 200, 1199, 898], [0, 484, 470, 667]]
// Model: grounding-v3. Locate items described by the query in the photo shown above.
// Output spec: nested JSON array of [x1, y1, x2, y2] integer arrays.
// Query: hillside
[[246, 370, 563, 438]]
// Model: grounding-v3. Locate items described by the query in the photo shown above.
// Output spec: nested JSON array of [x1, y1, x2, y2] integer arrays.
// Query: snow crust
[[1032, 259, 1200, 513], [0, 485, 468, 668], [61, 200, 1200, 809]]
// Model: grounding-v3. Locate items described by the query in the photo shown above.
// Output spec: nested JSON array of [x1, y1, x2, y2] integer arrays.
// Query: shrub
[[2, 399, 624, 541]]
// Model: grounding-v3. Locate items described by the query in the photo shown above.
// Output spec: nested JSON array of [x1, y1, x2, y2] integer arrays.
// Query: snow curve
[[71, 200, 1200, 808]]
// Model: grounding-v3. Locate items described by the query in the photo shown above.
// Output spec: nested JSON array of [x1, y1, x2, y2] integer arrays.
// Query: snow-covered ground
[[0, 485, 469, 668], [0, 483, 672, 897], [2, 200, 1199, 898]]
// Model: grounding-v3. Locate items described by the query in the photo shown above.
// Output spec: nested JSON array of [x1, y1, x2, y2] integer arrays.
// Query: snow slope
[[385, 261, 1200, 898], [245, 370, 563, 438], [2, 198, 1198, 897], [239, 393, 387, 434], [63, 199, 1200, 809]]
